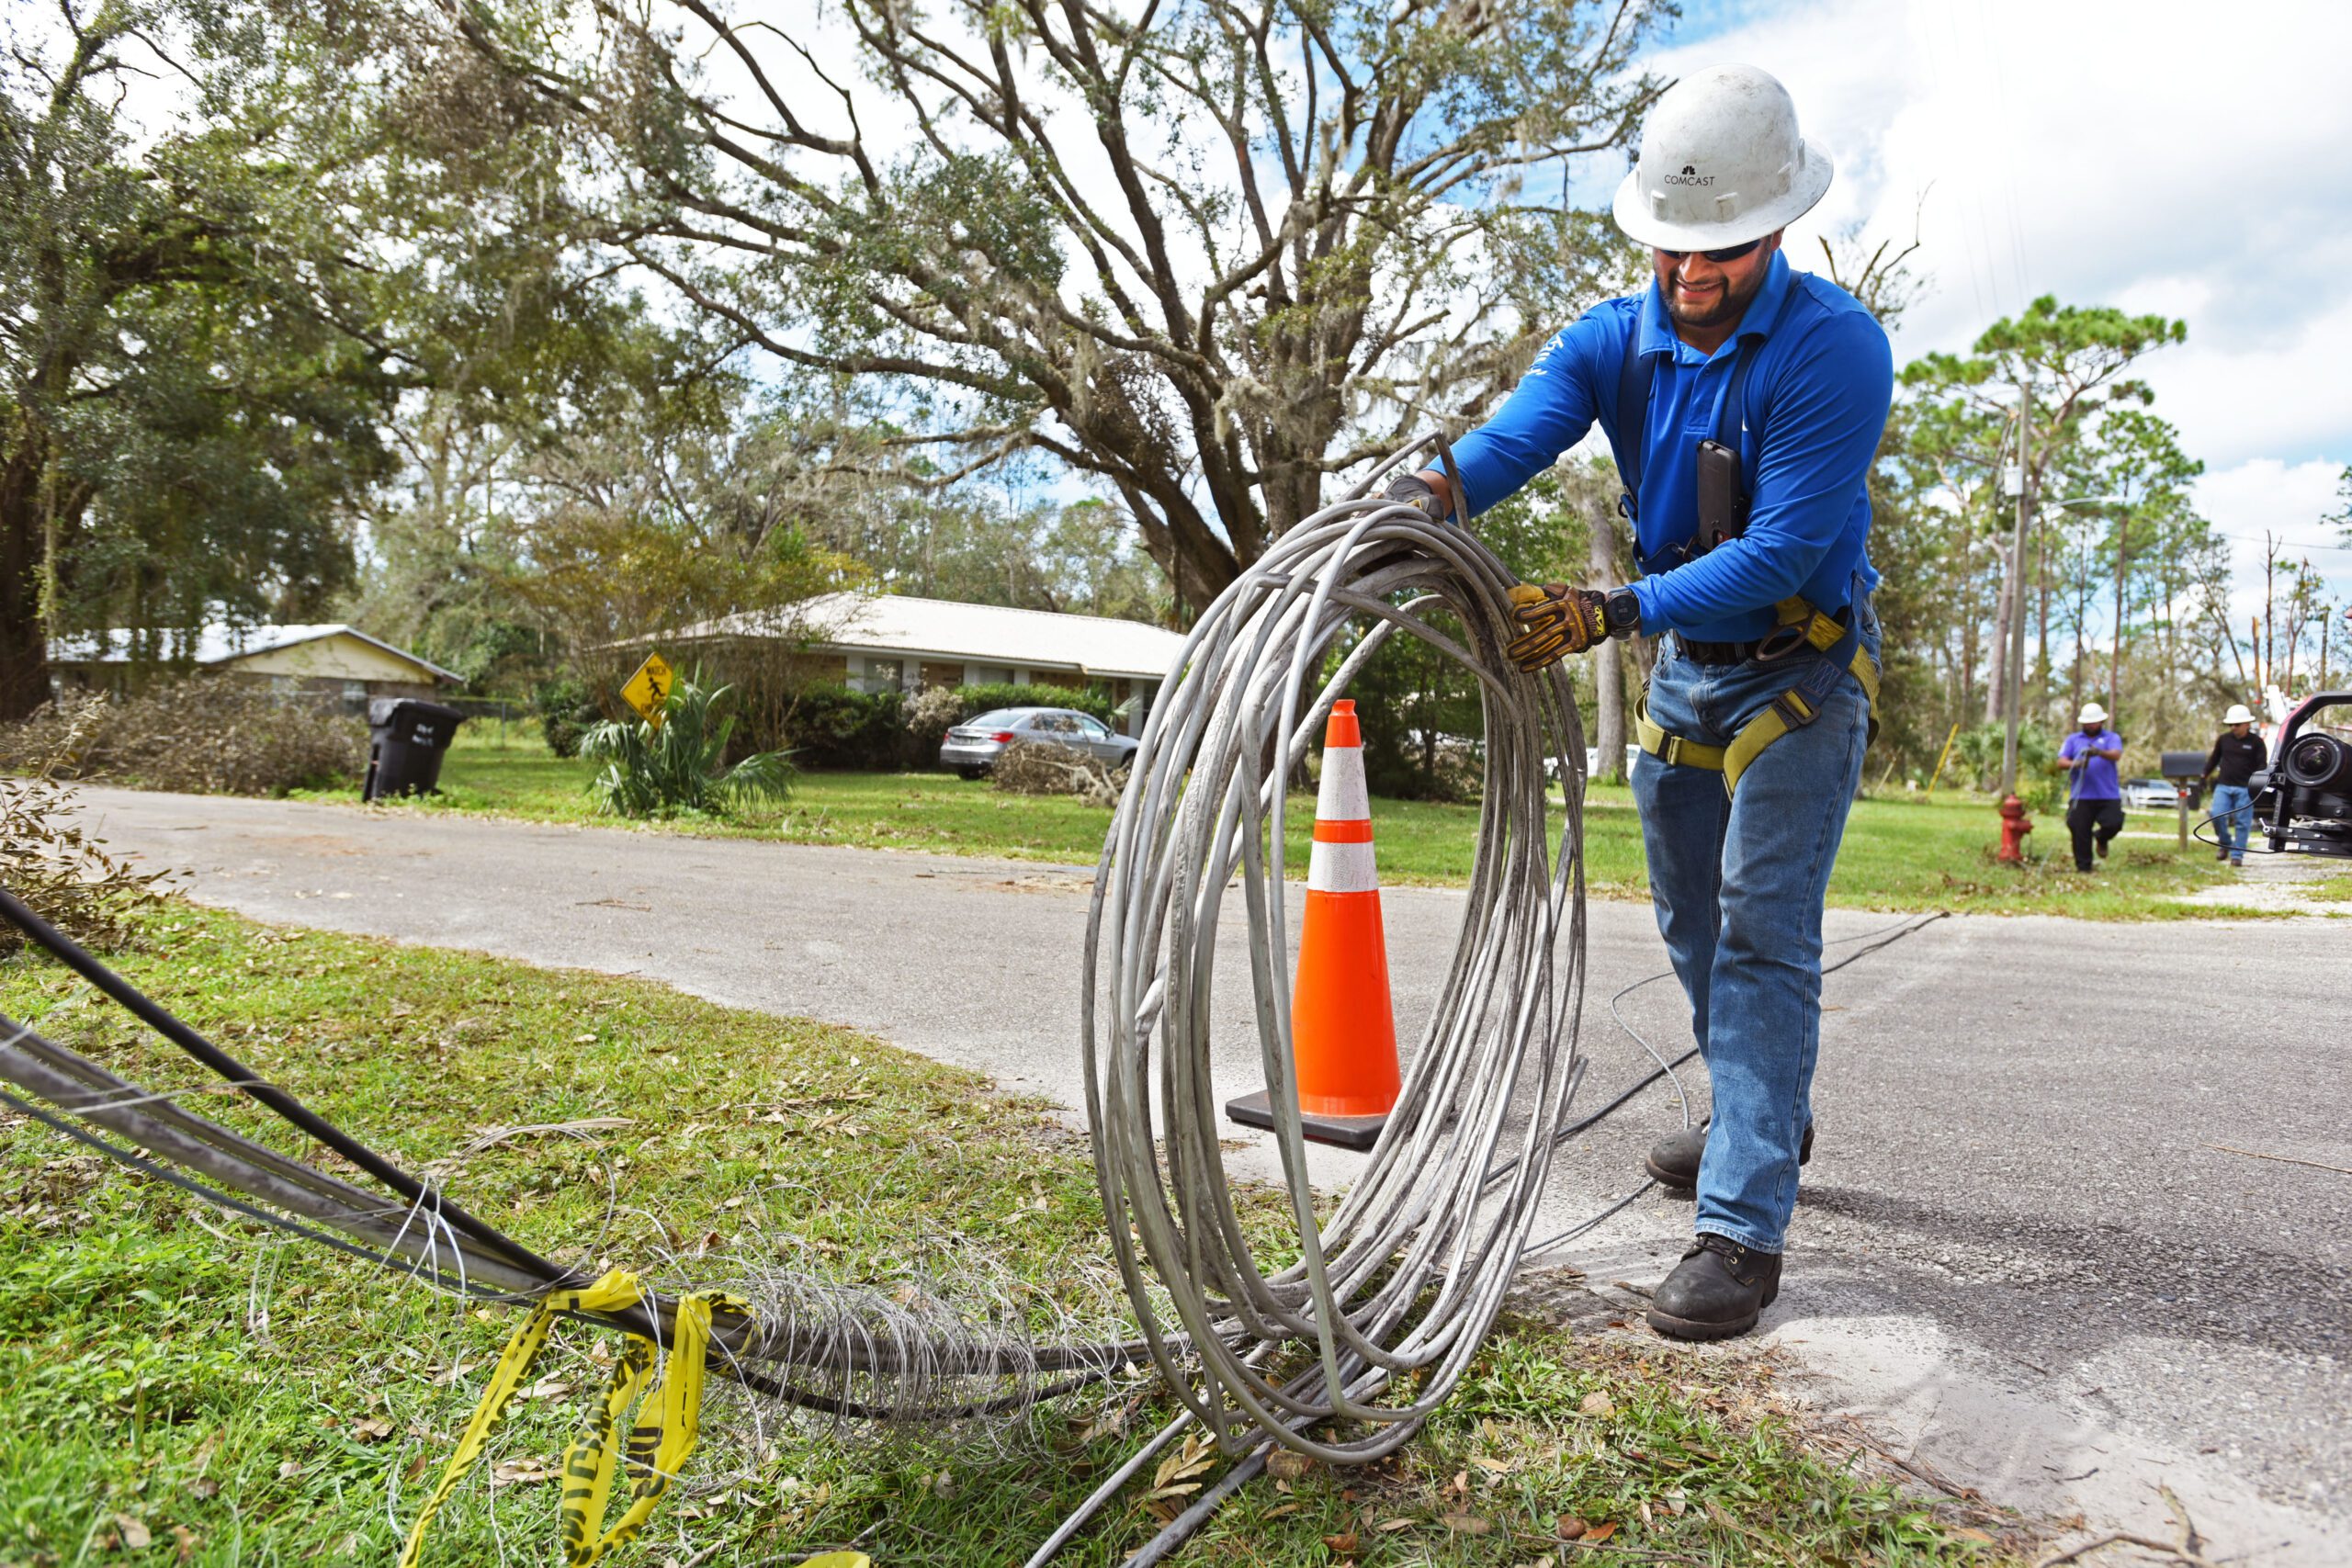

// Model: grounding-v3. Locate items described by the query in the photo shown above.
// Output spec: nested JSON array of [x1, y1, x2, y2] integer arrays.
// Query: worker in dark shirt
[[2052, 703, 2124, 871], [2203, 703, 2267, 866]]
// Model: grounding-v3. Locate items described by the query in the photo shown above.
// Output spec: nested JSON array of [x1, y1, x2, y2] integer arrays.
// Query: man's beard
[[1665, 268, 1767, 331]]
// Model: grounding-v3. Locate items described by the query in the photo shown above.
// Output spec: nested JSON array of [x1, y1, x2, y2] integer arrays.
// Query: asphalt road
[[46, 786, 2352, 1563]]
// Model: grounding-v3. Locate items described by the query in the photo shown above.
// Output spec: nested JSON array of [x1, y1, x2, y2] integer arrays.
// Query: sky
[[72, 0, 2344, 648], [1651, 0, 2352, 636], [755, 0, 2352, 644]]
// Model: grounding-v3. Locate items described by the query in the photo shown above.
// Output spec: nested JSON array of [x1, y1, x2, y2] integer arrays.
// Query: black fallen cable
[[0, 1085, 518, 1299], [0, 884, 566, 1290], [0, 1071, 1091, 1422], [0, 887, 1160, 1419]]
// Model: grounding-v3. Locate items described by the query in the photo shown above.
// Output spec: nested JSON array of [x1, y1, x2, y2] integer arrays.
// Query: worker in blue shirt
[[2054, 702, 2125, 870], [1383, 65, 1892, 1340]]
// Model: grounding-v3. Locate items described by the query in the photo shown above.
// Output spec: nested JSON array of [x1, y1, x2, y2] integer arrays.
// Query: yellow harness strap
[[1635, 643, 1881, 799], [1634, 694, 1725, 771], [1774, 595, 1846, 652], [1718, 645, 1881, 795]]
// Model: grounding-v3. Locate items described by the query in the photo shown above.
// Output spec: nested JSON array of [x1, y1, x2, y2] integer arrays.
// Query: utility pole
[[1999, 387, 2032, 796], [2109, 502, 2129, 726]]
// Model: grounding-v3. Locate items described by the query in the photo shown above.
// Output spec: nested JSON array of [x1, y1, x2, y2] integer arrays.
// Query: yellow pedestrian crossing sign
[[620, 653, 674, 727]]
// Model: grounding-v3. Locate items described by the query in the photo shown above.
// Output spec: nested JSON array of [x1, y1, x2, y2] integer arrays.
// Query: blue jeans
[[2211, 784, 2253, 857], [1631, 592, 1879, 1255]]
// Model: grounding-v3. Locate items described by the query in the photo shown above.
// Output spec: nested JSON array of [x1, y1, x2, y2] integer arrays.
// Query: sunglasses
[[1657, 238, 1764, 265]]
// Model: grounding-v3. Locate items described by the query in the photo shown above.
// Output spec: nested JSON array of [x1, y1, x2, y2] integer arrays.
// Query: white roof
[[673, 593, 1187, 682], [49, 623, 463, 684]]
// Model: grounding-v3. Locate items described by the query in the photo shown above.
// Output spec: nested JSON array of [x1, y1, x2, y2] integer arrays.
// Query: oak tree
[[445, 0, 1664, 612]]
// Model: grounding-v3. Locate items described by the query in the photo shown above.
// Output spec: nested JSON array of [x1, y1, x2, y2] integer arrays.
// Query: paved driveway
[[51, 786, 2352, 1563]]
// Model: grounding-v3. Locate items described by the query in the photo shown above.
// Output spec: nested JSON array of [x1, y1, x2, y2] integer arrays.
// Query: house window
[[866, 659, 904, 692], [343, 681, 368, 711]]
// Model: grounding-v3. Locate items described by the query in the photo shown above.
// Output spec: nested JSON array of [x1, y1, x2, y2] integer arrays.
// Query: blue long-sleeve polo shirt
[[1447, 252, 1894, 644]]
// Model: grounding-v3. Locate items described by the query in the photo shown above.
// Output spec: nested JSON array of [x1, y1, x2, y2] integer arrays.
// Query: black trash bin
[[364, 697, 466, 801]]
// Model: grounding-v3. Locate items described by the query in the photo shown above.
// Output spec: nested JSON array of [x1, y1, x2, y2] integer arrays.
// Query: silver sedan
[[939, 707, 1138, 779]]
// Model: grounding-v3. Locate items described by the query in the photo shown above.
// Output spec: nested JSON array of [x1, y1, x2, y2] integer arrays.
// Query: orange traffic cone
[[1227, 699, 1401, 1150]]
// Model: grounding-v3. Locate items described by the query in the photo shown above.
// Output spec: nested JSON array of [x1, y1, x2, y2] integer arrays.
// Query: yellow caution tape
[[400, 1269, 750, 1568]]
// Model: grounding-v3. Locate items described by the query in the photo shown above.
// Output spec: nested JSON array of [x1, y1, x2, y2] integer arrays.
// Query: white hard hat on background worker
[[2077, 702, 2109, 725], [2223, 703, 2256, 725], [1611, 64, 1836, 251]]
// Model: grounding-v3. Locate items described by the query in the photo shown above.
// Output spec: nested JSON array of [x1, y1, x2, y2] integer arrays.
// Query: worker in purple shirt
[[2054, 702, 2125, 871]]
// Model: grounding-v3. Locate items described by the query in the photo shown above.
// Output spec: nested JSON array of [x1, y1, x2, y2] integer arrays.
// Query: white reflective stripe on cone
[[1307, 839, 1380, 894], [1317, 743, 1371, 822]]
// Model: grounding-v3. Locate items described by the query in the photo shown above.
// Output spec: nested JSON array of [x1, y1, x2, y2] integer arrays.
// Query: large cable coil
[[1082, 489, 1592, 1465]]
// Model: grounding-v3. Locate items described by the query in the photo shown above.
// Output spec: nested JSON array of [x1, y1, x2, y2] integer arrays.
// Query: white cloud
[[1646, 0, 2352, 630]]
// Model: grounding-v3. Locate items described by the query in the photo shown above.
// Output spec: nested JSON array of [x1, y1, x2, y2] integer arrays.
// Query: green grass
[[1, 909, 2031, 1566], [292, 735, 2247, 919]]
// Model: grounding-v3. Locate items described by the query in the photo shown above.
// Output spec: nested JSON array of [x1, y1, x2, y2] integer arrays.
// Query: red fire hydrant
[[1996, 794, 2034, 863]]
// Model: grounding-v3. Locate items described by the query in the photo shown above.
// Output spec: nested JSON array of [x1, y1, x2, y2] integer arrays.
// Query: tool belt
[[1636, 596, 1880, 798], [1676, 598, 1845, 664]]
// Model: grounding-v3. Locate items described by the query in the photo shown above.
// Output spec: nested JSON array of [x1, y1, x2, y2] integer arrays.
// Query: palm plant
[[580, 673, 795, 818]]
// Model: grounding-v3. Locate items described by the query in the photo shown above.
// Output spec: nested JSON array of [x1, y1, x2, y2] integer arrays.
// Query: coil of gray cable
[[1080, 487, 1591, 1466]]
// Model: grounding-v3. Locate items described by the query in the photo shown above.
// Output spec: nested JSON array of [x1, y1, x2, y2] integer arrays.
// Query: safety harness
[[1606, 308, 1879, 797]]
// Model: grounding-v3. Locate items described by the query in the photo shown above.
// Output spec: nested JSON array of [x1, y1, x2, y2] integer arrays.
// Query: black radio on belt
[[1693, 437, 1747, 557]]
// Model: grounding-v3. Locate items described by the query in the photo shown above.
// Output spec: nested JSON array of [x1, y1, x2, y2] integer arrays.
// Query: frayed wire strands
[[0, 884, 1169, 1426]]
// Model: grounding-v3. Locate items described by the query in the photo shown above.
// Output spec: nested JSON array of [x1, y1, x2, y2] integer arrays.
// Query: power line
[[1972, 0, 2034, 309], [1928, 7, 1992, 322], [2210, 530, 2352, 555]]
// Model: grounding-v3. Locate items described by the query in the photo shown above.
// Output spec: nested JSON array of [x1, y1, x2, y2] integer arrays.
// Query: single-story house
[[659, 592, 1188, 734], [49, 624, 464, 710]]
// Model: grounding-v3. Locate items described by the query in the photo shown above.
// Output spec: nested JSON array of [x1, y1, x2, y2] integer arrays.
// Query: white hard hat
[[2222, 704, 2256, 725], [1611, 65, 1835, 252], [2077, 702, 2109, 725]]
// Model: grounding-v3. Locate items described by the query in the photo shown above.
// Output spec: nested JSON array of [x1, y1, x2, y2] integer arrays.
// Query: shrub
[[1951, 720, 2059, 805], [581, 675, 795, 818], [989, 739, 1118, 807], [782, 684, 912, 771], [903, 684, 967, 748], [950, 682, 1115, 727], [0, 678, 365, 796], [532, 675, 601, 758], [0, 697, 169, 953]]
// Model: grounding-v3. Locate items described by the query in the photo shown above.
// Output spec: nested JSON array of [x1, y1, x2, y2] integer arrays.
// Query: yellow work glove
[[1505, 582, 1608, 672]]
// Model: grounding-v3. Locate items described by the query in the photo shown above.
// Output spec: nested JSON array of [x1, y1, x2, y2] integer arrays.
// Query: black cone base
[[1224, 1089, 1387, 1151]]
